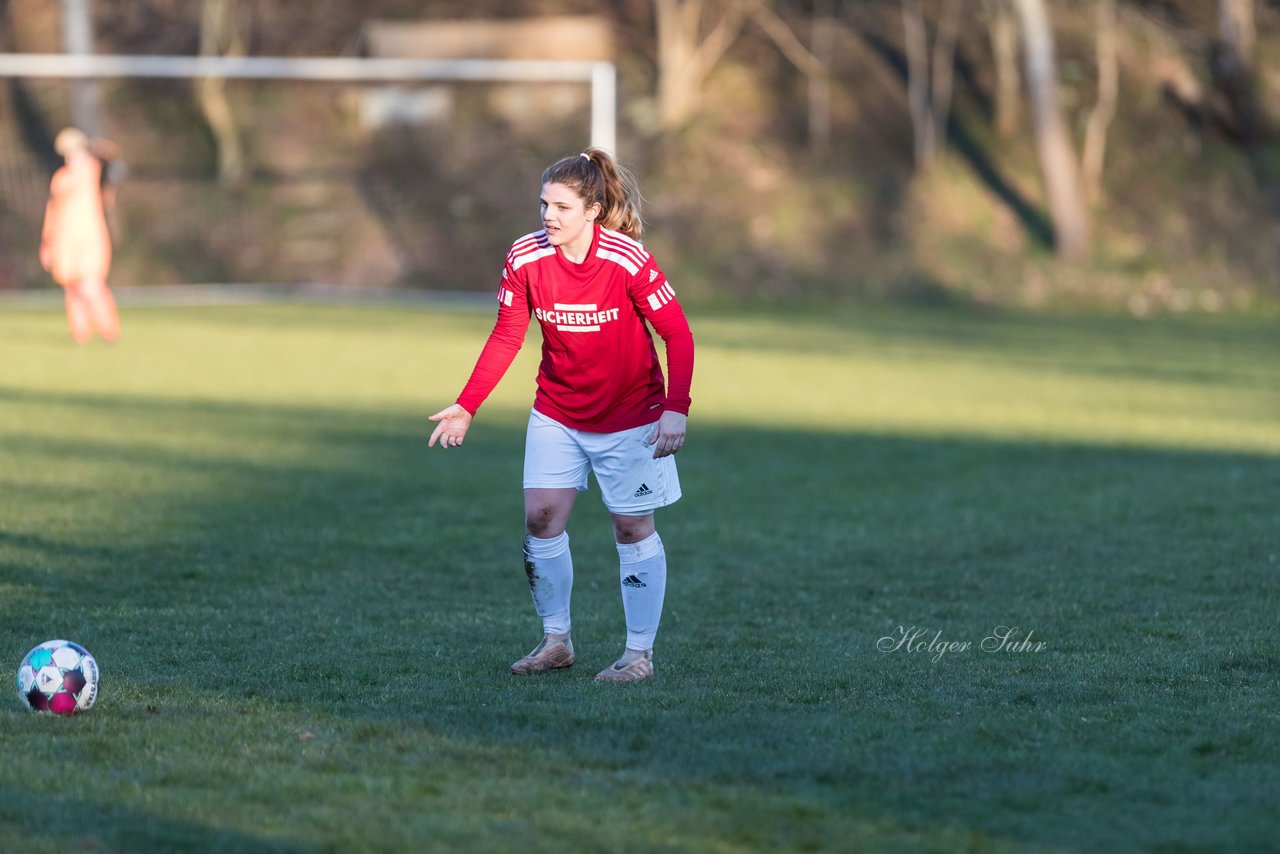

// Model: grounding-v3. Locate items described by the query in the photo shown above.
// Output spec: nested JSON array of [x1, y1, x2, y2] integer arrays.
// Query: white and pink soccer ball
[[15, 640, 100, 715]]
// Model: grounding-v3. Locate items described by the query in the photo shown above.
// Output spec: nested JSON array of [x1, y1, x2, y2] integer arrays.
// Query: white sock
[[523, 532, 573, 635], [617, 531, 667, 651]]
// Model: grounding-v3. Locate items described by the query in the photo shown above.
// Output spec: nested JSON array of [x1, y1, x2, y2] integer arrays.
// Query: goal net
[[0, 55, 615, 293]]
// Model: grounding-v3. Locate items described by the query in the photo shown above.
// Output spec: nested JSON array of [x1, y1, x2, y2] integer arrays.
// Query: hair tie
[[580, 152, 591, 160]]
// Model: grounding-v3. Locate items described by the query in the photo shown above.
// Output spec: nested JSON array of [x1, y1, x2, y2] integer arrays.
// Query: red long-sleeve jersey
[[456, 223, 694, 433]]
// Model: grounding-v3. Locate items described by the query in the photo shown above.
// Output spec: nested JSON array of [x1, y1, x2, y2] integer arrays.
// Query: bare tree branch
[[809, 0, 835, 154], [744, 0, 825, 78], [929, 0, 962, 163], [656, 0, 748, 129], [197, 0, 246, 186], [902, 0, 933, 167], [983, 0, 1021, 137], [1082, 0, 1118, 206]]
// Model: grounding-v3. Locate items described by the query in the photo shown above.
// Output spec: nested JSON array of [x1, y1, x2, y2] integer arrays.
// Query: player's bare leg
[[511, 488, 579, 674], [63, 283, 93, 344], [83, 278, 120, 343]]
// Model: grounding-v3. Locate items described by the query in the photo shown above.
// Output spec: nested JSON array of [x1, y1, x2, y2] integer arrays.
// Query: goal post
[[0, 52, 619, 290], [0, 53, 617, 152]]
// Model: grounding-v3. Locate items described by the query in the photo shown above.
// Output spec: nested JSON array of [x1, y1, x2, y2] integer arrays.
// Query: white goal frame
[[0, 53, 617, 153]]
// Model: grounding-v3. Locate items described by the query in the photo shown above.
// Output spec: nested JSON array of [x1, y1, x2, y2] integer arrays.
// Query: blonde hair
[[541, 147, 644, 238]]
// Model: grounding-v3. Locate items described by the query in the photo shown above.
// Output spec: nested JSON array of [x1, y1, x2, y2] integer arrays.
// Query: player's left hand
[[648, 411, 686, 459], [428, 403, 473, 449]]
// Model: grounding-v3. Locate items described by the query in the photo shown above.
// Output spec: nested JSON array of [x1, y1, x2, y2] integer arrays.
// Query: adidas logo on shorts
[[633, 483, 653, 498]]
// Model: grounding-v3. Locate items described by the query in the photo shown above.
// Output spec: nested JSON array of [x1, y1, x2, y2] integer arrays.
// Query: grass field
[[1, 299, 1277, 852]]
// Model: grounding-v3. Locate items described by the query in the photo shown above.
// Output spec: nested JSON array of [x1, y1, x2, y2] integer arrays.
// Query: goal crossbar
[[0, 53, 617, 151]]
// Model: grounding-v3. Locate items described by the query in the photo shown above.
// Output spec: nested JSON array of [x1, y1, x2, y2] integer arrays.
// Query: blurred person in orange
[[39, 127, 120, 344]]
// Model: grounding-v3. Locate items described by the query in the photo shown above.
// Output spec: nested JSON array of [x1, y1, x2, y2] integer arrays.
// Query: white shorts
[[523, 409, 681, 515]]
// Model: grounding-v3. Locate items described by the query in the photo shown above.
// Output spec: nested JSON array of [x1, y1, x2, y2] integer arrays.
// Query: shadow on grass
[[2, 385, 1278, 850], [0, 787, 313, 853]]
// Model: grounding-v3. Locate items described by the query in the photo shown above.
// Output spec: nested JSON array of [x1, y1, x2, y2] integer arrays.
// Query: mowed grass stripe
[[1, 302, 1277, 852]]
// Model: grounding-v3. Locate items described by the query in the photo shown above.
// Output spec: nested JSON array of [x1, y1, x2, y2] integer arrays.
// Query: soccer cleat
[[510, 633, 575, 675], [594, 650, 654, 682]]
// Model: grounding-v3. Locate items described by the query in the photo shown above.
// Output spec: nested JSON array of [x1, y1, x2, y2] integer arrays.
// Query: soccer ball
[[15, 640, 100, 715]]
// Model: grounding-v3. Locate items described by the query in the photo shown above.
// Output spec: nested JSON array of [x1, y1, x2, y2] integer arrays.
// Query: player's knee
[[525, 506, 563, 539], [612, 516, 655, 544]]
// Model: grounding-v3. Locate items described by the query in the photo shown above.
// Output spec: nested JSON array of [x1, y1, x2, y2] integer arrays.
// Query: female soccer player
[[428, 148, 694, 683], [39, 127, 120, 344]]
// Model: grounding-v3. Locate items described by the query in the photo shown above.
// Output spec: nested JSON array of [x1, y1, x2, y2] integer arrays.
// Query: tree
[[655, 0, 748, 130], [901, 0, 962, 169], [197, 0, 246, 185], [1219, 0, 1255, 66], [809, 0, 835, 154], [655, 0, 827, 137], [743, 0, 828, 147], [1081, 0, 1118, 206], [1212, 0, 1263, 147], [1011, 0, 1090, 260], [982, 0, 1021, 138]]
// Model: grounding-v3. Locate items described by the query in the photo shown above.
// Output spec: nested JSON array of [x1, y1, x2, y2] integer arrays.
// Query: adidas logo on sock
[[622, 574, 647, 588], [633, 483, 653, 498]]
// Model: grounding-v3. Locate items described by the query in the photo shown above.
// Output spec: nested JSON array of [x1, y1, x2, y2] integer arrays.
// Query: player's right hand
[[428, 404, 473, 449]]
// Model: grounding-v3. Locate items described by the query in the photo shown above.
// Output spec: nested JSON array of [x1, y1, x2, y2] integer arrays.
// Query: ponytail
[[541, 147, 644, 239]]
